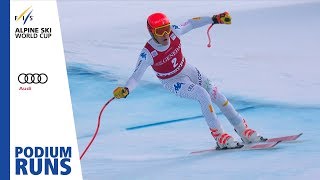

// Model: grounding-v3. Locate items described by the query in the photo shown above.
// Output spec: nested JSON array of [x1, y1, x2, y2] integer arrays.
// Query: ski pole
[[207, 23, 214, 48], [80, 97, 115, 160]]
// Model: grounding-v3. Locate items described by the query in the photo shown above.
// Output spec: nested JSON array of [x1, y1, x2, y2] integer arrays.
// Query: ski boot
[[234, 119, 267, 144], [210, 128, 243, 150]]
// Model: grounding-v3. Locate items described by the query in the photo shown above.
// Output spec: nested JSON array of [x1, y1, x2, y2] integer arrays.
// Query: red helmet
[[147, 12, 170, 35]]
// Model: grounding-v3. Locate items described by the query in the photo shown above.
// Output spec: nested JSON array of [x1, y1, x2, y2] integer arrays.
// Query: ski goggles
[[154, 24, 171, 36]]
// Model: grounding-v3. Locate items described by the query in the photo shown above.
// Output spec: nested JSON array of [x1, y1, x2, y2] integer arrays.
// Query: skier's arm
[[173, 12, 231, 36], [125, 49, 153, 91], [172, 17, 213, 36], [113, 49, 153, 99]]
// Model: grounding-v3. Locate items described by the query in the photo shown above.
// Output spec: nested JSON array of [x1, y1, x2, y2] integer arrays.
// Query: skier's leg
[[186, 65, 266, 143], [162, 76, 239, 148], [210, 87, 266, 143], [210, 85, 243, 127], [184, 64, 244, 126]]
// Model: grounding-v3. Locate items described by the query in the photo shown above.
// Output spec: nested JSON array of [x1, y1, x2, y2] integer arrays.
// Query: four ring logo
[[18, 73, 48, 84]]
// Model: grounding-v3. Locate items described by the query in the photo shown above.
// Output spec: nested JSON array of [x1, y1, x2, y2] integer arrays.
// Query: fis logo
[[174, 82, 185, 93], [15, 6, 33, 25]]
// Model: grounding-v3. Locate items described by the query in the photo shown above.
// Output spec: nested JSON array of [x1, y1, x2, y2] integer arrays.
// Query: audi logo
[[18, 73, 48, 84]]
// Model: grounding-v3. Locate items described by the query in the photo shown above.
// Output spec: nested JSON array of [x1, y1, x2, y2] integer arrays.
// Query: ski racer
[[113, 12, 267, 149]]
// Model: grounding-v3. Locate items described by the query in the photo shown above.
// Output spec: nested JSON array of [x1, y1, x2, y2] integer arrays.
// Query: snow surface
[[58, 1, 320, 179]]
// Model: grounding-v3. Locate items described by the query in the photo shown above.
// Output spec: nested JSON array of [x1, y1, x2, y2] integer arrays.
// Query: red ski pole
[[207, 23, 214, 48], [80, 97, 115, 160]]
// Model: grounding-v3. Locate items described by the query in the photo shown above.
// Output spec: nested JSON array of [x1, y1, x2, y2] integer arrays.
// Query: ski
[[265, 133, 303, 143], [190, 141, 281, 154], [190, 133, 303, 155]]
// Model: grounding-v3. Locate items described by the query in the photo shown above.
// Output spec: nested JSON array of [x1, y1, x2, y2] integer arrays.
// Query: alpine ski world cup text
[[15, 28, 52, 38]]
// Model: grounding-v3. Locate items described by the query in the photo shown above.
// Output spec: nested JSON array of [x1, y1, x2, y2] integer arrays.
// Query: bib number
[[171, 58, 178, 68]]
